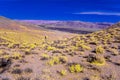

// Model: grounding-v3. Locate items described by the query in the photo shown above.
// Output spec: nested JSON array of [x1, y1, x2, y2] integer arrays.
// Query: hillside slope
[[0, 16, 76, 48], [41, 23, 120, 80], [0, 17, 120, 80]]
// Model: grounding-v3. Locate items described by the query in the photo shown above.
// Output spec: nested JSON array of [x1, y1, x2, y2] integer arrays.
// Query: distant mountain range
[[18, 20, 113, 34], [18, 20, 113, 29], [0, 16, 114, 34]]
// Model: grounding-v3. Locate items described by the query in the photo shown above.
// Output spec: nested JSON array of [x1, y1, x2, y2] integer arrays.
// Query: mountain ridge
[[18, 20, 113, 29]]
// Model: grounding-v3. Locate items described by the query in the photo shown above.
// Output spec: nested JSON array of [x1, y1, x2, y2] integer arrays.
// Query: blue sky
[[0, 0, 120, 23]]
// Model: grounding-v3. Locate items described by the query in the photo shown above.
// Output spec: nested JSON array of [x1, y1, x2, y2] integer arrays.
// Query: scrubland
[[0, 18, 120, 80]]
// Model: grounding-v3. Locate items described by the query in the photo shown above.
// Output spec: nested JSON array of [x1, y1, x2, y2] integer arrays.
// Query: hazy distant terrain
[[18, 20, 113, 34]]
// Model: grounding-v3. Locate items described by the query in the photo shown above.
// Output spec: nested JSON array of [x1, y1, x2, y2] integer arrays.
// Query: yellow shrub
[[47, 46, 56, 51], [59, 56, 68, 63], [24, 48, 31, 52], [29, 43, 36, 49], [96, 45, 105, 54], [69, 65, 75, 73], [59, 70, 67, 76], [109, 48, 119, 55], [69, 64, 83, 73], [75, 64, 83, 72], [41, 53, 50, 59], [71, 46, 78, 51], [0, 50, 3, 55], [78, 44, 91, 51], [8, 43, 14, 48], [92, 58, 106, 66], [48, 60, 54, 66], [79, 52, 84, 55], [81, 45, 91, 50], [12, 52, 22, 59], [3, 55, 11, 59], [47, 56, 67, 66], [52, 56, 60, 64]]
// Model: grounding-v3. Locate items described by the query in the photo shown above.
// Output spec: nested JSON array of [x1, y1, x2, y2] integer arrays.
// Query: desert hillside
[[0, 17, 120, 80], [0, 16, 76, 45]]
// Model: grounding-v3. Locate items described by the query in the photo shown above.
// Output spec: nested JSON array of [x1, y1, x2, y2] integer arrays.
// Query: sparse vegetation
[[95, 45, 105, 54], [59, 56, 68, 63], [3, 55, 11, 59], [80, 44, 91, 51], [0, 17, 120, 80], [87, 54, 106, 66], [47, 59, 55, 66], [92, 56, 106, 66], [12, 52, 22, 59], [108, 48, 119, 55], [47, 56, 60, 66], [0, 50, 3, 55], [47, 56, 68, 66], [59, 70, 67, 76], [47, 46, 56, 51], [41, 53, 50, 60], [69, 64, 83, 73]]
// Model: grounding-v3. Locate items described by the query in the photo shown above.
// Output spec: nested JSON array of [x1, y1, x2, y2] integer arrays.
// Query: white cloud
[[73, 12, 120, 16]]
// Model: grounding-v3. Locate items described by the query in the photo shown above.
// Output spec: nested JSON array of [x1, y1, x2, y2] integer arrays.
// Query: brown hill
[[0, 16, 25, 30], [0, 16, 76, 46], [0, 16, 42, 31]]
